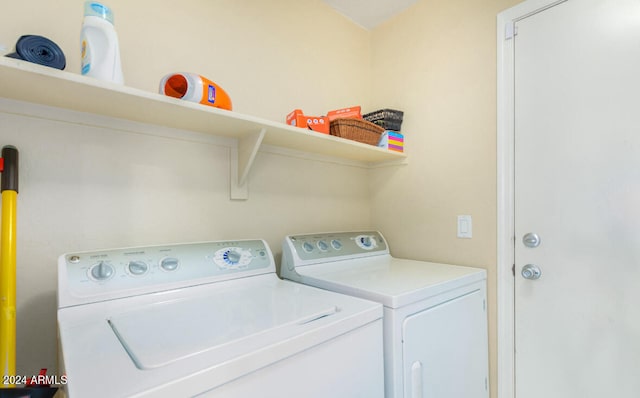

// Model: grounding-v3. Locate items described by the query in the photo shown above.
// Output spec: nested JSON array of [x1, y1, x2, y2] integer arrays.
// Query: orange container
[[160, 72, 232, 111], [286, 109, 329, 134], [327, 106, 361, 121]]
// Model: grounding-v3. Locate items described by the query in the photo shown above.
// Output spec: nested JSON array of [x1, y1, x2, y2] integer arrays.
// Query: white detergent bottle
[[81, 1, 124, 84]]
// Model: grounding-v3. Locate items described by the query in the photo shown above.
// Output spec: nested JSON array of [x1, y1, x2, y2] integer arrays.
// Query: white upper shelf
[[0, 57, 406, 164]]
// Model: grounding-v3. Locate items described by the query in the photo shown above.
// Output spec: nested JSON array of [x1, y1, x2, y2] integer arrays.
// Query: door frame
[[496, 1, 568, 397]]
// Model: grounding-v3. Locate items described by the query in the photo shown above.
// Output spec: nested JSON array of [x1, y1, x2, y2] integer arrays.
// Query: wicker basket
[[330, 118, 385, 146], [363, 109, 404, 131]]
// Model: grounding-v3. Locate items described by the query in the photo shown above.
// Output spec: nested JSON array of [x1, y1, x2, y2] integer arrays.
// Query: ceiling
[[321, 0, 419, 30]]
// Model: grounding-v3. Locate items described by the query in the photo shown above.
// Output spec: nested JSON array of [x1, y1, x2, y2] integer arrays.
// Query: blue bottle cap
[[84, 1, 114, 24]]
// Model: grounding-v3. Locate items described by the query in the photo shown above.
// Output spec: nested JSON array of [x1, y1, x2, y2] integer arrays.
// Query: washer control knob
[[225, 250, 241, 265], [317, 240, 329, 251], [331, 239, 342, 250], [160, 257, 179, 271], [90, 261, 115, 281], [355, 235, 378, 250], [127, 260, 148, 276], [214, 247, 252, 269]]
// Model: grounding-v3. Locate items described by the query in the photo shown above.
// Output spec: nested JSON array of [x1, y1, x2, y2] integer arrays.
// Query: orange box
[[286, 109, 303, 124], [327, 106, 361, 121], [286, 109, 329, 134]]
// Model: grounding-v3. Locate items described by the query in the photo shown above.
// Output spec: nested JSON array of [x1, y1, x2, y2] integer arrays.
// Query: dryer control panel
[[58, 240, 274, 307], [284, 231, 389, 264]]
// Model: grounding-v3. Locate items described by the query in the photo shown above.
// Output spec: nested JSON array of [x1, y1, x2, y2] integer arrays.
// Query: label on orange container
[[207, 85, 216, 104]]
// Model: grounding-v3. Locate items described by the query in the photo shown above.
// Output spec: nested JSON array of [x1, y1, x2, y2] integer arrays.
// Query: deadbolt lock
[[523, 233, 541, 248]]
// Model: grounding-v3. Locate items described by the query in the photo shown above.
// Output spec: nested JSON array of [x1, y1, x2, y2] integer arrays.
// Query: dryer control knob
[[317, 240, 329, 252]]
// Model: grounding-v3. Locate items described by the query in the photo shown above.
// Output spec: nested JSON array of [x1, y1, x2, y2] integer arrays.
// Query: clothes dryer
[[280, 231, 489, 398], [58, 239, 384, 397]]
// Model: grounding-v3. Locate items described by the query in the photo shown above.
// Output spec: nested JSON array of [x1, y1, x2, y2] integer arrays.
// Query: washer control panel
[[59, 240, 273, 306], [287, 231, 388, 262]]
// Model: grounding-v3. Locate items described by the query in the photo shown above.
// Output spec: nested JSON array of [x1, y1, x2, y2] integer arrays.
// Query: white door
[[514, 0, 640, 397]]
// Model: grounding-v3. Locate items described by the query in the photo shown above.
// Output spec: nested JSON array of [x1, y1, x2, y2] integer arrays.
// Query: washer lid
[[58, 275, 382, 398], [294, 256, 486, 308], [107, 281, 344, 370]]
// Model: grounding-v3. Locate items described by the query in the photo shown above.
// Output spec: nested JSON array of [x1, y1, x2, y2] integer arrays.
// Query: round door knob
[[521, 264, 542, 280]]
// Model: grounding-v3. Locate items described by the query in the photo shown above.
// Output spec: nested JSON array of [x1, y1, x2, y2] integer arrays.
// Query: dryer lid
[[295, 256, 486, 308]]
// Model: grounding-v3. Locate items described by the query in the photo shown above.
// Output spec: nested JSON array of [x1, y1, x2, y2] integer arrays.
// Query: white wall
[[0, 0, 374, 377]]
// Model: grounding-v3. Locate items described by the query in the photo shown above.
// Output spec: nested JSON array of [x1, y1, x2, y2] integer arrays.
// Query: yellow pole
[[0, 189, 17, 384], [0, 145, 18, 387]]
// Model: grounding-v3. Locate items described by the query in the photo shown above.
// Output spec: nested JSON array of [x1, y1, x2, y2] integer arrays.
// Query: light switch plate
[[457, 215, 472, 238]]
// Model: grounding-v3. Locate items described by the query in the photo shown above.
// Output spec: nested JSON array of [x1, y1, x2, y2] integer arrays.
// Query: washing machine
[[57, 239, 384, 398], [280, 231, 489, 398]]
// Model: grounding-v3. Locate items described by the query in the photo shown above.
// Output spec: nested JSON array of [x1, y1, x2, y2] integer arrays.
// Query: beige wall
[[1, 0, 523, 395], [1, 0, 372, 120], [370, 0, 520, 396]]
